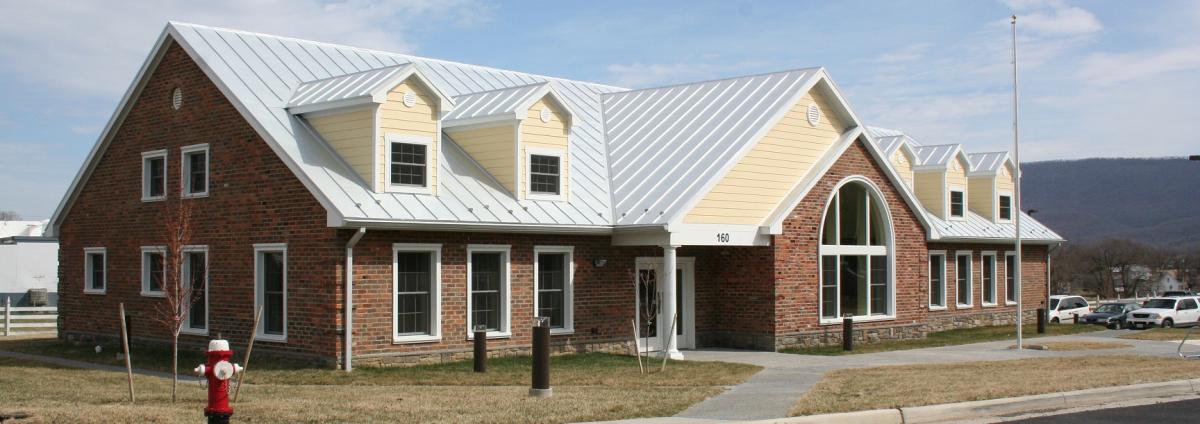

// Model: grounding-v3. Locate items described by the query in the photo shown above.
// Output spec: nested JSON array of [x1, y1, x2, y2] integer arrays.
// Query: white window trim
[[83, 247, 107, 295], [466, 244, 512, 339], [533, 246, 574, 335], [525, 147, 566, 201], [392, 243, 442, 344], [997, 192, 1014, 223], [384, 133, 434, 195], [180, 143, 210, 198], [140, 246, 167, 297], [929, 250, 947, 310], [180, 245, 209, 335], [955, 251, 974, 308], [947, 187, 967, 220], [254, 243, 287, 343], [816, 176, 897, 325], [981, 251, 998, 307], [1005, 251, 1018, 305], [141, 149, 168, 202]]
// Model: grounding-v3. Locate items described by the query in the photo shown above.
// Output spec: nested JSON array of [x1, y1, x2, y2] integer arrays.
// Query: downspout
[[344, 227, 366, 371]]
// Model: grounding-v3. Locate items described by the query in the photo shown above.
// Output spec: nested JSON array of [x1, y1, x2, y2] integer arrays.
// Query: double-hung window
[[1006, 252, 1017, 304], [393, 243, 441, 343], [140, 246, 167, 296], [955, 252, 973, 307], [142, 150, 167, 201], [84, 248, 107, 294], [182, 246, 208, 334], [467, 245, 511, 338], [949, 190, 965, 218], [254, 244, 287, 342], [181, 144, 209, 197], [998, 195, 1012, 221], [818, 180, 893, 322], [386, 134, 432, 193], [982, 252, 997, 306], [929, 252, 946, 309], [527, 149, 565, 200], [535, 246, 574, 333]]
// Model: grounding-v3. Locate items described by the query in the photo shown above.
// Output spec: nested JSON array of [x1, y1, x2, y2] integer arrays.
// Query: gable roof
[[913, 143, 969, 169], [442, 82, 574, 128], [967, 151, 1013, 175], [286, 63, 455, 115]]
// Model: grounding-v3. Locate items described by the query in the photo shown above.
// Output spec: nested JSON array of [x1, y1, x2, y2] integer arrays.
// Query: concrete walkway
[[666, 330, 1184, 421], [0, 349, 201, 382]]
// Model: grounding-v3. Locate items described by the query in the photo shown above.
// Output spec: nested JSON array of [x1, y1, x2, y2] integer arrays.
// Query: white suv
[[1049, 295, 1091, 323], [1127, 297, 1200, 329]]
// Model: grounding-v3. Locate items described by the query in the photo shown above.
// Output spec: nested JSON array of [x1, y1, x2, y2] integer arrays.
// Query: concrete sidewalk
[[0, 349, 201, 382]]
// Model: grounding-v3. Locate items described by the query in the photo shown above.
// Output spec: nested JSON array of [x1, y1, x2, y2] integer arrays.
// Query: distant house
[[0, 220, 58, 306], [1111, 265, 1186, 296]]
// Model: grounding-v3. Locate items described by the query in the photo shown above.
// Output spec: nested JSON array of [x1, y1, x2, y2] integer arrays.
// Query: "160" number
[[715, 233, 731, 243]]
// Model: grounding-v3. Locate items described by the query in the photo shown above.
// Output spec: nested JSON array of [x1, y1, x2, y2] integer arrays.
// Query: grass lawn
[[1118, 327, 1200, 341], [791, 355, 1200, 416], [781, 324, 1104, 356], [0, 338, 760, 423]]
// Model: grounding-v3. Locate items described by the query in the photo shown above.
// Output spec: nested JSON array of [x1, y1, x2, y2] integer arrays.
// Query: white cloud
[[874, 43, 932, 64], [1014, 4, 1102, 36], [1078, 46, 1200, 86]]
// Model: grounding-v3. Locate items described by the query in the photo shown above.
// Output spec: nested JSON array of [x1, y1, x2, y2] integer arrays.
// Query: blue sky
[[2, 0, 1198, 219]]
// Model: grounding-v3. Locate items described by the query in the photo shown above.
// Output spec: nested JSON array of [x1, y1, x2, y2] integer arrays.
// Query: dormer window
[[386, 134, 433, 193], [949, 190, 965, 218], [998, 195, 1012, 220], [529, 153, 561, 196]]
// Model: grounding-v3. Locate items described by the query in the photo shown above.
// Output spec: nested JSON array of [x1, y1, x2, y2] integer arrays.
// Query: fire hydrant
[[194, 339, 242, 424]]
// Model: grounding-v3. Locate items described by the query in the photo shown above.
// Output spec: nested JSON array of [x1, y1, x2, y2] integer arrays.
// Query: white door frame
[[634, 256, 696, 352]]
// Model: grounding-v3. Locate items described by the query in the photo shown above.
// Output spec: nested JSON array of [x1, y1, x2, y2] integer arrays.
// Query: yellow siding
[[968, 176, 994, 220], [379, 78, 439, 193], [307, 106, 376, 185], [683, 89, 847, 225], [446, 123, 518, 193], [914, 171, 945, 219], [996, 165, 1015, 195], [519, 97, 570, 199], [946, 156, 969, 217], [891, 150, 914, 189]]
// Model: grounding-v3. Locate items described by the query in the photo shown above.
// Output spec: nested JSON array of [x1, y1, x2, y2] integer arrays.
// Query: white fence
[[2, 297, 57, 336]]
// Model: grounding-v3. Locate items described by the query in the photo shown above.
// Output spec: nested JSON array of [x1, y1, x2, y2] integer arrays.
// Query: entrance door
[[634, 257, 695, 352]]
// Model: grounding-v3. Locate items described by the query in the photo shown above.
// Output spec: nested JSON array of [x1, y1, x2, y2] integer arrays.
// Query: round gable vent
[[539, 108, 552, 123], [806, 104, 820, 126], [402, 91, 416, 108], [171, 88, 184, 110]]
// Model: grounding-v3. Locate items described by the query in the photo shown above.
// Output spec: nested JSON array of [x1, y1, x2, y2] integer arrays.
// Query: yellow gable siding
[[968, 177, 994, 220], [379, 78, 439, 193], [446, 123, 518, 193], [945, 156, 969, 217], [891, 150, 914, 189], [307, 106, 376, 185], [914, 171, 945, 219], [996, 165, 1015, 195], [519, 97, 570, 199], [683, 89, 846, 225]]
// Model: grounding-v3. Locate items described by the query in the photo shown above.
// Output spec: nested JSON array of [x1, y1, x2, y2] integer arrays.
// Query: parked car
[[1126, 297, 1200, 329], [1082, 302, 1140, 329], [1049, 295, 1091, 323]]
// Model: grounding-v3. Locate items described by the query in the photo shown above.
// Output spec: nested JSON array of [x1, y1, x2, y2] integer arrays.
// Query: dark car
[[1083, 302, 1141, 329]]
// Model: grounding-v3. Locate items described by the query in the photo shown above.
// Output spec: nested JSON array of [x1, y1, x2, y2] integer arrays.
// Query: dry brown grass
[[1118, 327, 1198, 341], [791, 355, 1200, 416], [1038, 341, 1132, 351]]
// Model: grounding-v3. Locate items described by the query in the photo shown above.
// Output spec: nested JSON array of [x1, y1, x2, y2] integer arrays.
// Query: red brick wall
[[56, 40, 341, 360], [928, 243, 1050, 324]]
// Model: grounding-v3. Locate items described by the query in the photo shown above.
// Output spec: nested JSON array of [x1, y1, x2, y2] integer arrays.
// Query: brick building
[[49, 23, 1063, 367]]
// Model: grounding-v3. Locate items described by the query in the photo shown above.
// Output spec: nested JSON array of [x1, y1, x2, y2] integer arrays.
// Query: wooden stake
[[118, 303, 135, 403], [233, 305, 263, 403], [660, 313, 677, 373], [631, 319, 644, 374]]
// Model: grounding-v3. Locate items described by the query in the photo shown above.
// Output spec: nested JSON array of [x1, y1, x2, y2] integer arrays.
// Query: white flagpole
[[1012, 15, 1024, 350]]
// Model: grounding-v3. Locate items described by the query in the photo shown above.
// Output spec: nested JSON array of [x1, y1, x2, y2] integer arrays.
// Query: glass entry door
[[634, 257, 695, 352]]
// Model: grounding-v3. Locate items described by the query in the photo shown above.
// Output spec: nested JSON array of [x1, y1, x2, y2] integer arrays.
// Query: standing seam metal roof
[[442, 82, 549, 124]]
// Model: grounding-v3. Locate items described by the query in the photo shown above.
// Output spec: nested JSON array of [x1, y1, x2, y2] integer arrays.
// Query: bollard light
[[530, 317, 552, 397], [842, 314, 854, 352], [1037, 308, 1046, 334], [473, 324, 488, 373]]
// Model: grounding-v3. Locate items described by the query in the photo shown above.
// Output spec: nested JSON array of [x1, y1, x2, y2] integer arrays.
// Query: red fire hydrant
[[194, 339, 242, 424]]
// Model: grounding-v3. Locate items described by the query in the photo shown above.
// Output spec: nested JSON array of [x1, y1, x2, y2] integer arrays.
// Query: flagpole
[[1011, 15, 1024, 350]]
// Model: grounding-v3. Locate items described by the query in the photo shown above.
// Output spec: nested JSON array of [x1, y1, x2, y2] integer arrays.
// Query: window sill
[[256, 334, 287, 343], [982, 303, 998, 308], [140, 291, 165, 298], [141, 196, 166, 203], [467, 331, 512, 340], [526, 193, 566, 202], [393, 335, 440, 344], [1006, 301, 1018, 306], [550, 328, 574, 336], [181, 192, 209, 199], [83, 289, 106, 295], [956, 303, 973, 309], [819, 315, 895, 325], [385, 185, 433, 195], [929, 305, 948, 311], [180, 327, 208, 336]]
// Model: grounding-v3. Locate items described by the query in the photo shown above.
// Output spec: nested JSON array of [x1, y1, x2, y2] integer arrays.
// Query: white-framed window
[[818, 178, 894, 323], [385, 134, 433, 194], [534, 246, 574, 334], [955, 251, 973, 307], [929, 251, 946, 310], [526, 148, 565, 201], [393, 243, 442, 343], [181, 144, 209, 197], [84, 247, 107, 294], [140, 246, 167, 297], [1005, 252, 1017, 305], [254, 243, 287, 342], [949, 189, 965, 218], [982, 251, 997, 306], [181, 246, 209, 335], [467, 244, 511, 339], [998, 194, 1013, 221], [141, 149, 168, 202]]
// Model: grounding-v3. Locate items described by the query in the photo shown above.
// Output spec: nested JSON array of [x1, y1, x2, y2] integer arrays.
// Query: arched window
[[819, 178, 893, 320]]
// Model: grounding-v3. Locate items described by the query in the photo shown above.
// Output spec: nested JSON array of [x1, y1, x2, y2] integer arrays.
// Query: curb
[[758, 378, 1200, 424]]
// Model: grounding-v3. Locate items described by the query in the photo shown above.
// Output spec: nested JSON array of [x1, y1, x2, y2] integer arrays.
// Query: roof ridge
[[601, 66, 824, 97], [167, 21, 630, 93], [295, 63, 408, 85]]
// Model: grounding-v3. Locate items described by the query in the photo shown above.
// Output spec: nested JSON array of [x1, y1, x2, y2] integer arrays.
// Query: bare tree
[[1084, 239, 1145, 298], [150, 198, 198, 402], [0, 210, 21, 220]]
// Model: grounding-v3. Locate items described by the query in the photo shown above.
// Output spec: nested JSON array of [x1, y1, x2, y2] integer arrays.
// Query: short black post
[[473, 325, 487, 373], [842, 314, 854, 352], [1036, 308, 1046, 334], [1073, 313, 1079, 325], [530, 317, 552, 397]]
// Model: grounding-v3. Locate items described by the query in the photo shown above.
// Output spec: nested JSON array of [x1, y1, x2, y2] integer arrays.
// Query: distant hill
[[1021, 157, 1200, 249]]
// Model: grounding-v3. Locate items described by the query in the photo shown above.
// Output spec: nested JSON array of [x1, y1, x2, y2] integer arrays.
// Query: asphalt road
[[1009, 398, 1200, 423]]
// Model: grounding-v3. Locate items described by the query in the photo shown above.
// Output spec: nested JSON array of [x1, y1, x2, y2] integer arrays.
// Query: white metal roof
[[926, 210, 1062, 242], [873, 134, 919, 159], [441, 82, 574, 128], [0, 221, 47, 238], [287, 64, 408, 109], [967, 151, 1011, 174], [913, 143, 967, 168]]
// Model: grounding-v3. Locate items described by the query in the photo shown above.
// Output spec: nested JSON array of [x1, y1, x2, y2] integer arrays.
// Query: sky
[[1, 0, 1198, 219]]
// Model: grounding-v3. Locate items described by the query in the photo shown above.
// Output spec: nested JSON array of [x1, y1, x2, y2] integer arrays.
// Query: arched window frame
[[817, 176, 896, 324]]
